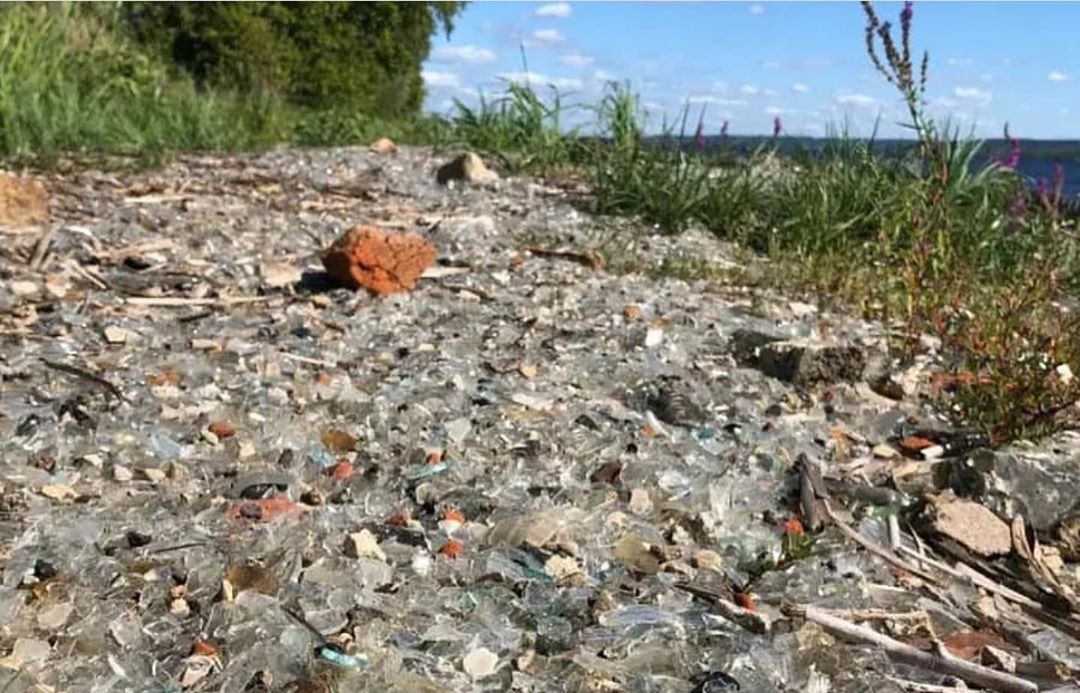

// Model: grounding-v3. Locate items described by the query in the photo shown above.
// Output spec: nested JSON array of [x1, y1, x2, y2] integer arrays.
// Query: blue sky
[[421, 1, 1079, 139]]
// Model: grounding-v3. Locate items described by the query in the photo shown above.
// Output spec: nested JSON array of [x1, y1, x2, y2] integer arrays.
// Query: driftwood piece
[[797, 453, 829, 532], [793, 604, 1039, 693], [674, 582, 773, 635]]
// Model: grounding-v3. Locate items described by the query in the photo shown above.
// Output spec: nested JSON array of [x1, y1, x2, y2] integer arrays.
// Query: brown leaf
[[320, 429, 357, 454], [589, 460, 623, 485]]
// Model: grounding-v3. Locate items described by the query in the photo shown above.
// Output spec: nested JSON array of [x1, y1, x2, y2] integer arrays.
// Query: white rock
[[343, 529, 386, 562], [872, 443, 899, 460], [628, 488, 653, 516], [112, 464, 134, 482], [411, 551, 432, 577], [9, 280, 40, 296], [104, 325, 135, 344], [260, 262, 302, 288], [140, 468, 167, 483], [37, 602, 73, 630], [463, 647, 499, 680], [544, 554, 581, 581]]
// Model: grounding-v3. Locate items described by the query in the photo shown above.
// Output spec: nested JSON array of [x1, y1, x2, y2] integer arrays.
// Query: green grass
[[0, 3, 447, 165]]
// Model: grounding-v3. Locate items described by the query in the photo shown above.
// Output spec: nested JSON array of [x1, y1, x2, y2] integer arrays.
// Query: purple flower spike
[[999, 123, 1021, 169], [694, 119, 706, 151], [900, 1, 913, 28], [720, 120, 730, 137], [772, 116, 782, 137]]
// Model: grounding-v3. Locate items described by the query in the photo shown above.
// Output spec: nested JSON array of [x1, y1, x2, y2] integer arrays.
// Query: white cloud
[[764, 106, 784, 115], [536, 2, 572, 18], [532, 28, 566, 43], [711, 81, 728, 93], [740, 84, 759, 95], [749, 4, 765, 15], [688, 96, 749, 107], [763, 88, 778, 97], [551, 77, 584, 90], [762, 60, 782, 69], [431, 45, 496, 65], [946, 57, 973, 67], [835, 93, 880, 108], [593, 69, 616, 81], [496, 71, 582, 91], [1049, 71, 1070, 82], [422, 70, 460, 88], [792, 83, 809, 93], [559, 51, 594, 67], [953, 86, 991, 105]]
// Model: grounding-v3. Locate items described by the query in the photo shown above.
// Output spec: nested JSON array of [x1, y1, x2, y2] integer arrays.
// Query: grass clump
[[0, 3, 456, 164], [0, 4, 284, 164], [448, 82, 587, 175]]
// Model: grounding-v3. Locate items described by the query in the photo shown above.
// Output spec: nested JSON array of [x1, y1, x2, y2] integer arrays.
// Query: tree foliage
[[119, 2, 464, 118]]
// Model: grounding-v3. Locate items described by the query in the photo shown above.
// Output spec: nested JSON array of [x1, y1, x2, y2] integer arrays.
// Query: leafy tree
[[119, 2, 464, 117]]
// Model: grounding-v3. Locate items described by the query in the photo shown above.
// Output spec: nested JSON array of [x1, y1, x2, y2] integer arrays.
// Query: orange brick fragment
[[321, 225, 437, 295], [734, 592, 757, 612], [438, 539, 465, 559], [442, 507, 466, 524], [208, 420, 235, 439], [228, 494, 304, 523], [387, 509, 412, 527], [782, 518, 805, 536], [899, 436, 934, 454], [0, 174, 48, 227], [325, 460, 355, 480], [191, 639, 218, 657]]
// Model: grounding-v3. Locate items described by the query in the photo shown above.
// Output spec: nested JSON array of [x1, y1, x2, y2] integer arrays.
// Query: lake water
[[1008, 158, 1080, 200]]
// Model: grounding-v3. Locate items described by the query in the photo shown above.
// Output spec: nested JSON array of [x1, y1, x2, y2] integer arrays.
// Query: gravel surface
[[2, 146, 1080, 692]]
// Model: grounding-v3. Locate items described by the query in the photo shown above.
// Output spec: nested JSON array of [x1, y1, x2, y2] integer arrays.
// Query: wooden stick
[[28, 227, 54, 270], [797, 605, 1038, 693], [123, 295, 274, 308], [40, 358, 128, 403], [822, 501, 938, 583], [883, 676, 971, 692], [674, 582, 772, 635]]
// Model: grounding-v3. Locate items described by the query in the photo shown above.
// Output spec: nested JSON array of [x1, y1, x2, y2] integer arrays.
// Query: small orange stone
[[147, 368, 182, 387], [191, 639, 218, 657], [782, 518, 805, 536], [438, 539, 465, 559], [387, 509, 412, 527], [442, 507, 466, 524], [325, 461, 355, 480], [623, 304, 643, 321], [899, 436, 934, 454], [425, 450, 443, 464], [227, 495, 303, 523], [208, 420, 235, 439], [734, 592, 757, 612]]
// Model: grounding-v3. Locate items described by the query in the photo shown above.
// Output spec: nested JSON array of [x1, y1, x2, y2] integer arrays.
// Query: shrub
[[119, 2, 465, 118]]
